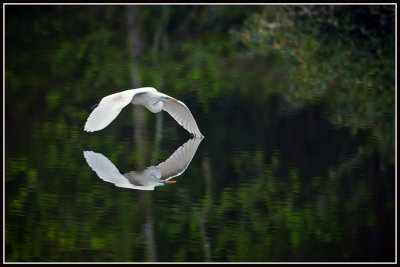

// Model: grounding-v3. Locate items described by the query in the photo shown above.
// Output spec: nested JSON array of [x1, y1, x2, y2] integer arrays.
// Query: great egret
[[84, 87, 203, 137], [83, 137, 203, 191]]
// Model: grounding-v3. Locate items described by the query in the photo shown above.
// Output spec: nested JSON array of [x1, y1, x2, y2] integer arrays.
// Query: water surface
[[5, 5, 395, 262]]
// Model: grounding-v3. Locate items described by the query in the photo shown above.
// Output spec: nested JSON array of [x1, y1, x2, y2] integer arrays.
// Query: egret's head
[[157, 180, 177, 186], [161, 96, 179, 102], [142, 166, 162, 184]]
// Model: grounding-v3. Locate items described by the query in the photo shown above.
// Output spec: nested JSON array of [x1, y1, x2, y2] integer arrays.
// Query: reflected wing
[[156, 137, 203, 180], [162, 98, 203, 137], [83, 151, 155, 190], [84, 89, 144, 132]]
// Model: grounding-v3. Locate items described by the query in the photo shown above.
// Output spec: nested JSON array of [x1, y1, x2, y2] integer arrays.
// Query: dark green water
[[5, 5, 395, 262]]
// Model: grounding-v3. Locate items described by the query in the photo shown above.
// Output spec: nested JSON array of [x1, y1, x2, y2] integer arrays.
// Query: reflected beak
[[163, 180, 176, 183]]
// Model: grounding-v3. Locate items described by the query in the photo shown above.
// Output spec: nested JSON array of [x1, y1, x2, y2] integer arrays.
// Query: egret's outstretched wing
[[156, 137, 203, 181], [162, 98, 203, 137], [83, 151, 155, 190], [84, 89, 145, 132]]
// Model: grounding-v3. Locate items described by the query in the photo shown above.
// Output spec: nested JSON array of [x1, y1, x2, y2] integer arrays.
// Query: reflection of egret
[[84, 87, 203, 137], [83, 138, 203, 191]]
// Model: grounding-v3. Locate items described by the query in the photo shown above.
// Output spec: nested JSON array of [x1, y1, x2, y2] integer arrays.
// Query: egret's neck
[[132, 91, 163, 113], [145, 100, 163, 113]]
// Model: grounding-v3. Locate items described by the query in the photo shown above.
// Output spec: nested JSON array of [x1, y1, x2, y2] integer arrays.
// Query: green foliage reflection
[[5, 5, 395, 262]]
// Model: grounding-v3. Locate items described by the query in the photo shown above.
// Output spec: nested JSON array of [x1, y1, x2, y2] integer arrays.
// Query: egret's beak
[[166, 97, 178, 102]]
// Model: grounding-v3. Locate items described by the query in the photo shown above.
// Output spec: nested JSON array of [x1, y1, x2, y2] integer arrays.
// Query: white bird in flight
[[83, 137, 203, 191], [84, 87, 203, 137]]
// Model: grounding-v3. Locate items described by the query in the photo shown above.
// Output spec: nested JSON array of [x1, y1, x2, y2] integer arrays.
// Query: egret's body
[[83, 137, 203, 191], [84, 87, 203, 137]]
